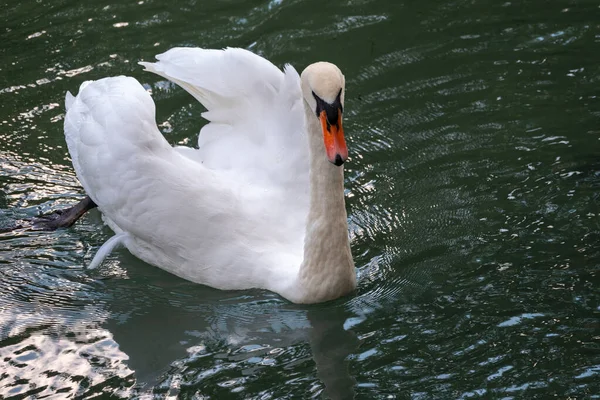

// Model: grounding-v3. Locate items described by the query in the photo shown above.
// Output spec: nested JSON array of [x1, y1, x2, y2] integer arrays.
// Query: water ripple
[[1, 0, 599, 397]]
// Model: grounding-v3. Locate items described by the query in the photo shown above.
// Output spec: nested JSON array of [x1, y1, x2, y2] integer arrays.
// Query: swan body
[[64, 47, 355, 303]]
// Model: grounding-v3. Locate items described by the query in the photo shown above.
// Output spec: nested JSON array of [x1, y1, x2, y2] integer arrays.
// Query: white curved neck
[[295, 102, 356, 303]]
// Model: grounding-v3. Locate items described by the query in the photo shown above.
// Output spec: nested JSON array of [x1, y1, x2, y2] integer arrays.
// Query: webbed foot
[[31, 196, 97, 231], [0, 196, 98, 233]]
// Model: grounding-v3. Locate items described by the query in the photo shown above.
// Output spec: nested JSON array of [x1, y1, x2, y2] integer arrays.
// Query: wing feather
[[140, 47, 309, 197]]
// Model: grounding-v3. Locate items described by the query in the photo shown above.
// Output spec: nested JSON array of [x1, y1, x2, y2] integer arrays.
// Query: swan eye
[[312, 89, 343, 127]]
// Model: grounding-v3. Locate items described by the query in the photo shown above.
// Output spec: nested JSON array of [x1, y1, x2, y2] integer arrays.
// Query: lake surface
[[1, 0, 599, 398]]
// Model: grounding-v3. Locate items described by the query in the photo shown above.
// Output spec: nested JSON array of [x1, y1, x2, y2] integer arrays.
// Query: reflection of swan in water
[[0, 261, 359, 398], [102, 258, 359, 398]]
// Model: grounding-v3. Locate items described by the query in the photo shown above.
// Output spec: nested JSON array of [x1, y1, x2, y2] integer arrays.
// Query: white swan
[[64, 47, 355, 304]]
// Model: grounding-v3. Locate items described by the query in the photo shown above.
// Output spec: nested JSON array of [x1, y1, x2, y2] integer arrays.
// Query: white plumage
[[64, 47, 355, 303]]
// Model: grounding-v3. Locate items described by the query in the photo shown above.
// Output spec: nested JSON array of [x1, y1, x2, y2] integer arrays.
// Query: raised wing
[[139, 47, 309, 192]]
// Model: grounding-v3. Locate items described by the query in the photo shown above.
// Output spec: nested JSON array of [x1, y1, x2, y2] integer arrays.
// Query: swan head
[[301, 62, 347, 166]]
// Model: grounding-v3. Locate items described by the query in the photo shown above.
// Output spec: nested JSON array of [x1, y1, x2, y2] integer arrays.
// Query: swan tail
[[88, 232, 130, 269]]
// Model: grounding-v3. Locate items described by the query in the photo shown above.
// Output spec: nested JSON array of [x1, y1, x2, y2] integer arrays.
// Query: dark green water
[[1, 0, 599, 398]]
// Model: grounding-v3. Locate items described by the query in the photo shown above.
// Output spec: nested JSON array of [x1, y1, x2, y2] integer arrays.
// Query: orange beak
[[319, 109, 348, 166]]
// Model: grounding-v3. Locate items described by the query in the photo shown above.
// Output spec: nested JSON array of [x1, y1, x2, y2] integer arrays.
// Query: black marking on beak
[[333, 154, 344, 166], [313, 89, 343, 128]]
